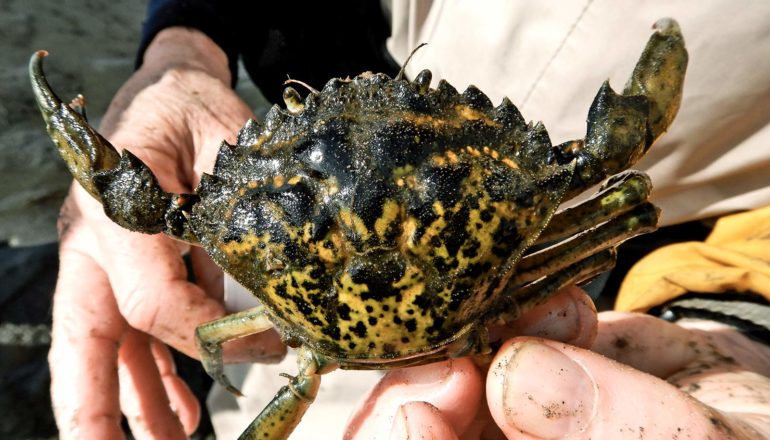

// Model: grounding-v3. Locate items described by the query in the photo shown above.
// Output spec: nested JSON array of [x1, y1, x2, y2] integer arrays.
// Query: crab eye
[[282, 87, 304, 114], [413, 69, 432, 94]]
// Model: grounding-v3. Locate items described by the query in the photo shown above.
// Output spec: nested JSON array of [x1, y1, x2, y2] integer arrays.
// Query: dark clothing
[[136, 0, 399, 103]]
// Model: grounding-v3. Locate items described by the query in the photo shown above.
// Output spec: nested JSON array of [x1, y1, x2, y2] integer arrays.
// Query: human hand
[[346, 293, 770, 439], [49, 28, 285, 439], [344, 285, 599, 439]]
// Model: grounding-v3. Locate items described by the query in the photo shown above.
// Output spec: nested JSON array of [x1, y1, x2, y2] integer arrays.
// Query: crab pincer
[[556, 18, 688, 197], [30, 51, 199, 242]]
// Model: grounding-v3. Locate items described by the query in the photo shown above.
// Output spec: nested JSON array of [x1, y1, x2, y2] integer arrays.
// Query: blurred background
[[1, 1, 146, 247]]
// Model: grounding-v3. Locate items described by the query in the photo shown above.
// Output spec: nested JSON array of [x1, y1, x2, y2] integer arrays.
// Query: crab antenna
[[283, 77, 319, 94], [396, 42, 428, 80]]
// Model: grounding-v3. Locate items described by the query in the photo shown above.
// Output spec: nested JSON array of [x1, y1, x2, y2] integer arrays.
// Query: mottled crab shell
[[191, 72, 574, 360]]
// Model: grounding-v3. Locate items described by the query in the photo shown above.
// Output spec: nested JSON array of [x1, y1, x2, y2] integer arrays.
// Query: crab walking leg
[[487, 249, 617, 324], [239, 347, 337, 440], [513, 202, 659, 285], [196, 305, 275, 395], [484, 170, 661, 323], [29, 51, 199, 243], [536, 170, 652, 245]]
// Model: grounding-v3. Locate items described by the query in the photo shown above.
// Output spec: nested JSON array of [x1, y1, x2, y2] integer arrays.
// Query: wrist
[[140, 27, 232, 86]]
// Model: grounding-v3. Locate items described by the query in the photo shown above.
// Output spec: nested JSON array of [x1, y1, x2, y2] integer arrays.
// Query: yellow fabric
[[615, 205, 770, 312]]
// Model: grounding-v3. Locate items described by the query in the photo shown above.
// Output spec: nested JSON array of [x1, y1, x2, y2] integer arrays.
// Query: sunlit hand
[[49, 27, 285, 439], [347, 291, 770, 439], [345, 285, 598, 439]]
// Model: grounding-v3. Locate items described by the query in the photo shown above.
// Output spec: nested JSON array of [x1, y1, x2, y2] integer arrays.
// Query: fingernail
[[527, 294, 581, 341], [501, 342, 596, 438], [397, 359, 452, 385], [389, 405, 410, 439]]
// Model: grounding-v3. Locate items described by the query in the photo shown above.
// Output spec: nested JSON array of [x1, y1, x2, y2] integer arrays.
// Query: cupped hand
[[346, 292, 770, 439], [49, 28, 285, 439]]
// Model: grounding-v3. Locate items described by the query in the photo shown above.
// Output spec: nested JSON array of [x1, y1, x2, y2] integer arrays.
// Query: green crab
[[31, 18, 686, 440]]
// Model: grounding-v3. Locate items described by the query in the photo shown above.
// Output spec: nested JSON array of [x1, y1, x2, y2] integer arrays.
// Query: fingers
[[103, 221, 286, 363], [345, 358, 483, 439], [499, 285, 597, 349], [486, 338, 762, 439], [685, 368, 770, 436], [592, 312, 770, 436], [151, 341, 201, 435], [591, 312, 700, 377], [66, 184, 285, 363], [55, 189, 204, 438], [117, 330, 188, 439], [389, 402, 459, 440], [50, 249, 124, 439], [87, 206, 225, 359], [593, 312, 770, 380]]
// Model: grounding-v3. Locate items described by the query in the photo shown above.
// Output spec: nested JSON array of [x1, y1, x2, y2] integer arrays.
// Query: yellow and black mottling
[[28, 23, 684, 363], [31, 21, 689, 439], [190, 71, 575, 360]]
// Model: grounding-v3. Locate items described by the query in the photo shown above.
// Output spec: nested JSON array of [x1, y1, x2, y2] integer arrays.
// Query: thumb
[[486, 338, 751, 439]]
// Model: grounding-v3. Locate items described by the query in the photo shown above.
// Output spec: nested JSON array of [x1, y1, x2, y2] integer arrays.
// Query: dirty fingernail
[[526, 293, 581, 340], [500, 342, 596, 438]]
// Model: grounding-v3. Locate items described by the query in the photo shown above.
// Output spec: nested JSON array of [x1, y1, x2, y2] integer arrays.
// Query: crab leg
[[509, 170, 657, 289], [239, 346, 337, 440], [536, 170, 652, 245], [487, 249, 617, 323], [29, 51, 199, 243], [196, 305, 275, 395], [513, 201, 657, 286], [485, 171, 659, 322]]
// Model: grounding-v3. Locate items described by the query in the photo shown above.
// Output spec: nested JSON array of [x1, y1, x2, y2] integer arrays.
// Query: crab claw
[[624, 18, 689, 141], [30, 50, 122, 199], [559, 18, 688, 196], [30, 51, 199, 241]]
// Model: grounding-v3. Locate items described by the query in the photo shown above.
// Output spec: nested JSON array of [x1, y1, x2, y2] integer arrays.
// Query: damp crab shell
[[31, 18, 687, 440], [197, 72, 581, 362]]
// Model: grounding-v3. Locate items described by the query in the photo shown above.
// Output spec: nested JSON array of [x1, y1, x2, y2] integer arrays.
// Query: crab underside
[[31, 19, 686, 440]]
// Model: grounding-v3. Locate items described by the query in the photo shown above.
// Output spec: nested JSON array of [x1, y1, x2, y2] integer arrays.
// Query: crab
[[31, 18, 686, 440]]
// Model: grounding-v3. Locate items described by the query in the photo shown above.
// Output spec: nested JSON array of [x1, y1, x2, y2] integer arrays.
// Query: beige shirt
[[388, 0, 770, 226]]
